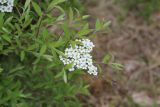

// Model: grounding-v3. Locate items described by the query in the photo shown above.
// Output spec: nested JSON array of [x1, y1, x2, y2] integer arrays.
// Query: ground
[[83, 0, 160, 107]]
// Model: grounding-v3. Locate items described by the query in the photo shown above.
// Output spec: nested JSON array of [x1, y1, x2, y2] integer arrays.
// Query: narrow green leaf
[[42, 29, 49, 40], [103, 21, 111, 28], [63, 69, 67, 83], [69, 7, 74, 22], [20, 51, 25, 61], [47, 0, 66, 11], [54, 6, 65, 13], [27, 44, 38, 51], [63, 23, 70, 40], [0, 13, 4, 29], [95, 19, 102, 30], [50, 41, 65, 48], [78, 29, 91, 36], [40, 45, 47, 56], [64, 63, 73, 70], [53, 48, 65, 56], [15, 23, 22, 35], [83, 23, 89, 29], [111, 63, 123, 71], [23, 18, 33, 29], [75, 8, 80, 17], [43, 55, 53, 61], [55, 69, 64, 78], [102, 54, 112, 64], [24, 0, 31, 10], [2, 27, 10, 34], [82, 15, 90, 19], [4, 16, 13, 25], [2, 35, 11, 43], [32, 1, 43, 16], [10, 66, 25, 74], [97, 65, 102, 74], [56, 14, 65, 21]]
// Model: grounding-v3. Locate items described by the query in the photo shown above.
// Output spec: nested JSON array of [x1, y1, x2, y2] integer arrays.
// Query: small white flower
[[60, 39, 98, 75], [0, 0, 14, 12]]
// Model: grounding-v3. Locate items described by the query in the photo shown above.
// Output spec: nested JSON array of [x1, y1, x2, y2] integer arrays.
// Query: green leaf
[[15, 23, 22, 36], [43, 54, 53, 61], [55, 68, 68, 83], [64, 63, 73, 70], [103, 21, 111, 28], [102, 54, 112, 64], [32, 1, 43, 16], [63, 69, 67, 83], [20, 51, 25, 61], [78, 29, 91, 36], [55, 69, 64, 78], [2, 35, 11, 43], [2, 27, 10, 34], [63, 23, 71, 40], [27, 44, 38, 51], [56, 14, 65, 21], [0, 13, 4, 29], [24, 0, 31, 10], [70, 40, 76, 48], [10, 65, 25, 74], [42, 29, 49, 40], [54, 6, 65, 13], [83, 23, 89, 29], [4, 16, 13, 25], [69, 7, 74, 22], [47, 0, 66, 11], [95, 19, 102, 30], [78, 23, 92, 36], [82, 15, 90, 19], [111, 63, 123, 71], [53, 48, 65, 56], [50, 40, 65, 48], [97, 65, 102, 74], [75, 8, 80, 17], [40, 45, 47, 56]]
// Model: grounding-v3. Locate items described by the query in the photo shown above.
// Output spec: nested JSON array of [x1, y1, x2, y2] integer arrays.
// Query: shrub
[[0, 0, 108, 106]]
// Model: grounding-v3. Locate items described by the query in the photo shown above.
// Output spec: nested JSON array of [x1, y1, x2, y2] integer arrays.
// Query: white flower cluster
[[60, 39, 98, 75], [0, 0, 14, 12]]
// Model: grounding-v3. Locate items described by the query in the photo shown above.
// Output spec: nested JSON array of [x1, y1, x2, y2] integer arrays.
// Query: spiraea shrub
[[0, 0, 109, 106]]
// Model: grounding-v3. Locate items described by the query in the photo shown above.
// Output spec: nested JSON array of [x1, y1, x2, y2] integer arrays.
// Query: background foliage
[[118, 0, 160, 20]]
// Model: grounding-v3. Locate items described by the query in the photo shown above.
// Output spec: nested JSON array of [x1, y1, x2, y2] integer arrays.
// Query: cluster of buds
[[60, 39, 98, 75], [0, 0, 14, 12]]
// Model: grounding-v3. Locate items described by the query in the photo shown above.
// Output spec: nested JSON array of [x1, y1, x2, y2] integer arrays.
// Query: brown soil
[[84, 0, 160, 107]]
